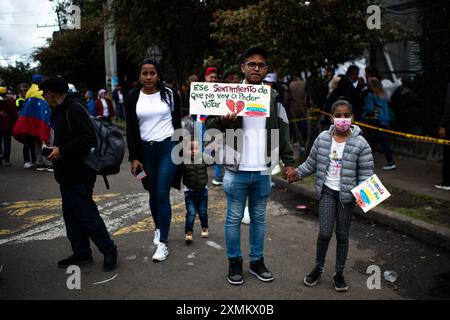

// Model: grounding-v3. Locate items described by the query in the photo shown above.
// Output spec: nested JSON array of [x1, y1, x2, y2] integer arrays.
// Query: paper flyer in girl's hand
[[351, 174, 391, 213]]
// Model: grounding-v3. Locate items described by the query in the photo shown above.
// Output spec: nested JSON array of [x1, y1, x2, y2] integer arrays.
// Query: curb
[[272, 176, 450, 252]]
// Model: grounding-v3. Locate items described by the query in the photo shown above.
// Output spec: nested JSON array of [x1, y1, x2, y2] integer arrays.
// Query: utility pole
[[104, 0, 118, 93]]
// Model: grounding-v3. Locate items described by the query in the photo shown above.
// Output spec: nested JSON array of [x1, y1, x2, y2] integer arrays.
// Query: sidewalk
[[273, 152, 450, 252], [373, 152, 449, 202]]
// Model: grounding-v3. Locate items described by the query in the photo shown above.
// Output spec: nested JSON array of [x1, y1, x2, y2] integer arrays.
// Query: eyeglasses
[[244, 62, 268, 69]]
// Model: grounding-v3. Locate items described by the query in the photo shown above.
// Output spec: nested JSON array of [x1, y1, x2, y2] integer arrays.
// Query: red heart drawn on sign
[[226, 100, 235, 113], [235, 101, 245, 114]]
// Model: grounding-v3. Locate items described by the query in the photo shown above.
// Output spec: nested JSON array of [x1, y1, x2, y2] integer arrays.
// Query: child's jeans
[[184, 188, 208, 233]]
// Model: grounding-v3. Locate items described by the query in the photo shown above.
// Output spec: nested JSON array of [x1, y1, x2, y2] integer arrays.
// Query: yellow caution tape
[[290, 107, 450, 146]]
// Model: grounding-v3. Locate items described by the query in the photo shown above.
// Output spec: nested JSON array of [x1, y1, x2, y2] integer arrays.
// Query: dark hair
[[331, 99, 353, 115], [346, 65, 359, 76], [139, 59, 171, 105]]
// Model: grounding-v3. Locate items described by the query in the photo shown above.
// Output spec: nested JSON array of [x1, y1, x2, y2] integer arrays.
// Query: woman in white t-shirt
[[125, 59, 182, 262]]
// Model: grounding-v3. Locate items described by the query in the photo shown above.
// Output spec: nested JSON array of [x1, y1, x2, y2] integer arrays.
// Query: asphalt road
[[1, 140, 449, 300]]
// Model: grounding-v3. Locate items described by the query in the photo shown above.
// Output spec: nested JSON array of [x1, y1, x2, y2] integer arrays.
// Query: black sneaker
[[333, 272, 348, 292], [57, 253, 93, 268], [382, 162, 396, 170], [249, 258, 274, 282], [435, 182, 450, 191], [304, 266, 322, 287], [103, 250, 118, 272], [228, 257, 244, 285]]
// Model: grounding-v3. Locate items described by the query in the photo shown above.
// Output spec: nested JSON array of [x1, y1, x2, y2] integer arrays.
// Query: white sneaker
[[152, 243, 169, 262], [242, 207, 250, 225], [153, 229, 160, 246], [24, 162, 32, 169]]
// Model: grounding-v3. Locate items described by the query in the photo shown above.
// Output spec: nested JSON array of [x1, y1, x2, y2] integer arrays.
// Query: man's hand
[[356, 199, 364, 208], [131, 160, 144, 177], [47, 147, 61, 161], [220, 112, 238, 122], [439, 127, 446, 139]]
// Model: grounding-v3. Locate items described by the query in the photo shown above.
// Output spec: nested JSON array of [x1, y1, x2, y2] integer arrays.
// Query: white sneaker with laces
[[152, 242, 169, 262], [24, 162, 32, 169], [153, 229, 160, 246]]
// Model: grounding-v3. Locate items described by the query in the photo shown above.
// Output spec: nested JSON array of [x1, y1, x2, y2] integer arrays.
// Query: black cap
[[39, 76, 69, 94], [243, 47, 269, 61]]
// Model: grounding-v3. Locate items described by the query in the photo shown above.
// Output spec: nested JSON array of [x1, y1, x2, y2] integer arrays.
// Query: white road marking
[[93, 274, 118, 285], [205, 241, 223, 250]]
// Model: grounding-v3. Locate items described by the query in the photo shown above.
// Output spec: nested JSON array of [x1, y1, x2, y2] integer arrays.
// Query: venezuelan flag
[[13, 86, 52, 144]]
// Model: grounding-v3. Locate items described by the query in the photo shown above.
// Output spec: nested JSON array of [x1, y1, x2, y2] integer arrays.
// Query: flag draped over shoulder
[[12, 87, 52, 144]]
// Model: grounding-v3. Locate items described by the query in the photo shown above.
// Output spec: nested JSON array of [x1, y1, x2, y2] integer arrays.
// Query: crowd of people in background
[[0, 74, 129, 171]]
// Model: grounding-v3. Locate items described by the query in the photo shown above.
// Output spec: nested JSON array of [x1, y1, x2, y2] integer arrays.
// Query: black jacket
[[124, 86, 183, 190], [53, 93, 97, 185], [183, 162, 208, 191]]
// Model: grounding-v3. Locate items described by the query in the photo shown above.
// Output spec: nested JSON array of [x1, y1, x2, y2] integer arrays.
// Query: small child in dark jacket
[[182, 139, 210, 243]]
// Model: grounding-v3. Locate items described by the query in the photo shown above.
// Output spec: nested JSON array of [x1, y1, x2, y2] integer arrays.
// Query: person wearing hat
[[39, 76, 118, 272], [95, 89, 115, 123], [206, 47, 296, 285], [0, 86, 17, 166]]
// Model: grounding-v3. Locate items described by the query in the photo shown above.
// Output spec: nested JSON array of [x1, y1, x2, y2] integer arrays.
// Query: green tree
[[109, 0, 260, 86], [33, 18, 105, 90], [0, 62, 36, 92], [211, 0, 399, 75]]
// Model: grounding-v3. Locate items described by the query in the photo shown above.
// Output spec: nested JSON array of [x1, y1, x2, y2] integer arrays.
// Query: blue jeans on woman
[[222, 169, 271, 261], [142, 139, 177, 242], [184, 188, 208, 233]]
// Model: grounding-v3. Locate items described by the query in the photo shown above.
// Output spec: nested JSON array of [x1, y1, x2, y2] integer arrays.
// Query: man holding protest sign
[[205, 47, 296, 285]]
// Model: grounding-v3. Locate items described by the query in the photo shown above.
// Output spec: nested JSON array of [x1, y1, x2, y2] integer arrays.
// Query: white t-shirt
[[118, 91, 124, 104], [239, 117, 268, 171], [136, 91, 174, 142], [101, 98, 109, 117], [324, 138, 346, 191]]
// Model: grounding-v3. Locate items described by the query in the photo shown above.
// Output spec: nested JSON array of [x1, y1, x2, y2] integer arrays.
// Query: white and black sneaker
[[333, 272, 348, 292], [228, 257, 244, 285], [152, 242, 169, 262], [36, 164, 47, 171], [304, 266, 323, 287], [434, 182, 450, 191], [382, 162, 397, 170], [249, 258, 274, 282]]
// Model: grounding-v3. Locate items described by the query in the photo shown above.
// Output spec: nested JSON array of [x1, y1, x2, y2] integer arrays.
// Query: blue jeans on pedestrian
[[184, 188, 208, 233], [142, 139, 177, 242], [60, 183, 116, 255], [214, 164, 223, 181], [222, 169, 271, 261]]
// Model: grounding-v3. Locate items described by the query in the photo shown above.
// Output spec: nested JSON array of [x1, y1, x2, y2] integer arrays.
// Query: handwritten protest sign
[[189, 82, 271, 117], [351, 174, 391, 213]]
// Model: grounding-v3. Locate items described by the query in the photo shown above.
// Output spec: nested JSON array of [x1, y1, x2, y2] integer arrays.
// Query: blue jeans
[[60, 183, 116, 255], [214, 164, 223, 181], [222, 170, 271, 261], [142, 139, 177, 242], [184, 188, 208, 233]]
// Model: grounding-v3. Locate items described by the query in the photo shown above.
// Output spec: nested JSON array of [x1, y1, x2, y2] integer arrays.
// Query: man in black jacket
[[40, 76, 118, 272]]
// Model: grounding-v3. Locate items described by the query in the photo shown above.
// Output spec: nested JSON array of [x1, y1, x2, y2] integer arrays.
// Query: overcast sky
[[0, 0, 60, 67]]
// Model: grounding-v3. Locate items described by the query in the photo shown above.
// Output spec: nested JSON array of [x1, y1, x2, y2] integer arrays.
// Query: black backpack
[[66, 103, 125, 189]]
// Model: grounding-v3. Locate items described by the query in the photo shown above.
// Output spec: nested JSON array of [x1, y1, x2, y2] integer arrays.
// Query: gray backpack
[[66, 103, 125, 189]]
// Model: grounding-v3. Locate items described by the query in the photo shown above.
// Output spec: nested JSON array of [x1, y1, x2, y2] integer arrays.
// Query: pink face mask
[[333, 118, 352, 132]]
